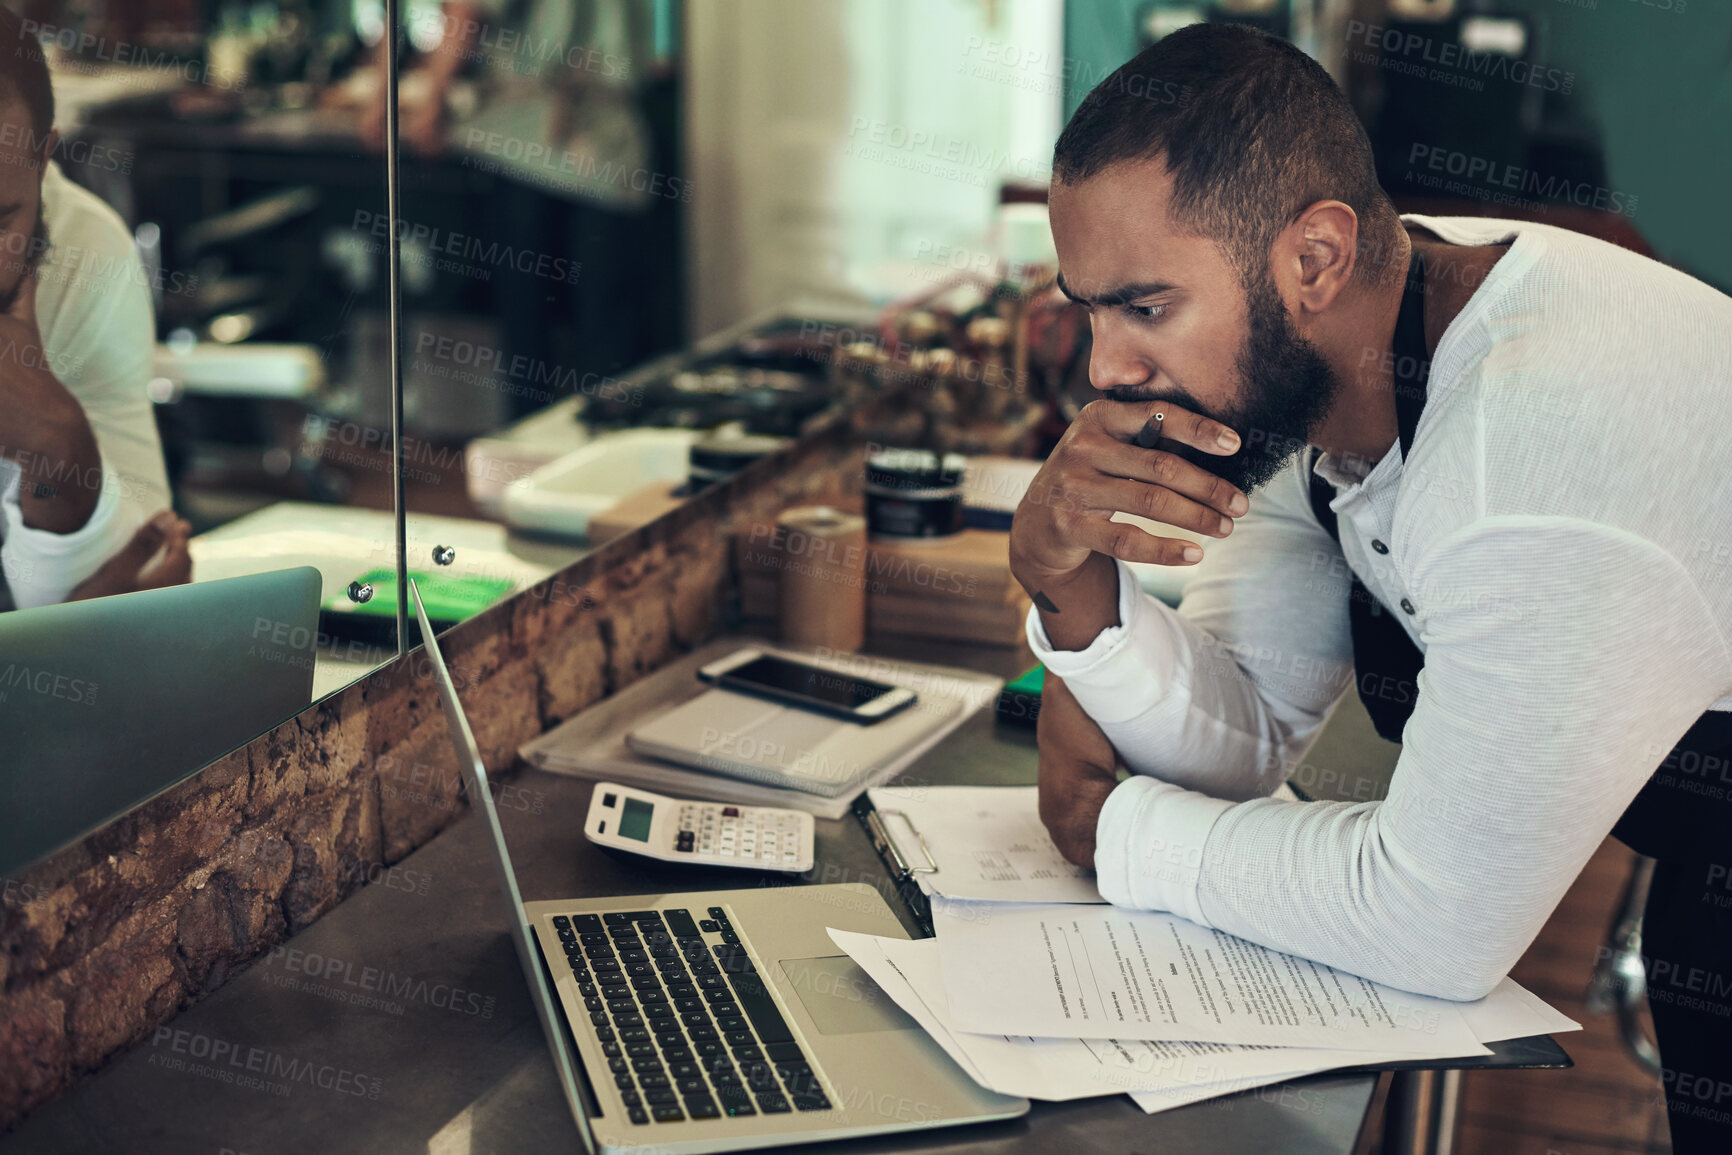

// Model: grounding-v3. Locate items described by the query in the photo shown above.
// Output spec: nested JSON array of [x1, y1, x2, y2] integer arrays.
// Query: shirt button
[[1371, 539, 1389, 554], [1399, 598, 1416, 614]]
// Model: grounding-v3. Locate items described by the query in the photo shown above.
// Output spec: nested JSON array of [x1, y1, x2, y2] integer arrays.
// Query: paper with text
[[934, 899, 1487, 1054], [867, 786, 1103, 904], [828, 929, 1491, 1104]]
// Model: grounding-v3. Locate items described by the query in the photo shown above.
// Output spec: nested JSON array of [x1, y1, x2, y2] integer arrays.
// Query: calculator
[[582, 783, 816, 872]]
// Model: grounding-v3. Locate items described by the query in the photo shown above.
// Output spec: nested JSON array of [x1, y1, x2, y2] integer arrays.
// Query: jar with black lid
[[864, 447, 966, 540]]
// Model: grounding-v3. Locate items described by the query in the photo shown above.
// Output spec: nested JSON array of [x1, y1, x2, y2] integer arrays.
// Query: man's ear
[[37, 127, 58, 172], [1283, 200, 1359, 317]]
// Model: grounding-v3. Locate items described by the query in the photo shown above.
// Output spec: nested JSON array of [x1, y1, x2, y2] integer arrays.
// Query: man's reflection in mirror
[[0, 8, 187, 609]]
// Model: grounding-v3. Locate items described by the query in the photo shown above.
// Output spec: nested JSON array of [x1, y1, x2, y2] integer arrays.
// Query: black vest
[[1304, 250, 1732, 865]]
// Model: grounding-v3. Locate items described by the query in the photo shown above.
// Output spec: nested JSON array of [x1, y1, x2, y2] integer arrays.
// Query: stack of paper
[[835, 787, 1579, 1114]]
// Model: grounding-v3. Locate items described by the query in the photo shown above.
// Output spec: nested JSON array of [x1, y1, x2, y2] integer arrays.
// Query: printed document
[[933, 899, 1488, 1054]]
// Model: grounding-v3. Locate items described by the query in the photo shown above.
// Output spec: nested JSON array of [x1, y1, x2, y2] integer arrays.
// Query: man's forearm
[[1026, 549, 1121, 652], [2, 361, 102, 533]]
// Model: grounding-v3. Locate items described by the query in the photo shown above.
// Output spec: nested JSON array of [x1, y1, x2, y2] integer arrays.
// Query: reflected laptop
[[0, 567, 321, 875], [411, 581, 1026, 1154]]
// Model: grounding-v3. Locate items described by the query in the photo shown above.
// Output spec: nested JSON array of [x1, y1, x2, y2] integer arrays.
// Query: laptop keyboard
[[552, 905, 834, 1126]]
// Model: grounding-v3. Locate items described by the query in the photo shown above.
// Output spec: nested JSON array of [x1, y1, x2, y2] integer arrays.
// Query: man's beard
[[0, 209, 50, 315], [1106, 269, 1343, 494]]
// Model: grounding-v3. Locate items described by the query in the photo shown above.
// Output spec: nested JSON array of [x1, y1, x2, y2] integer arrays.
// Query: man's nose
[[1087, 321, 1154, 393]]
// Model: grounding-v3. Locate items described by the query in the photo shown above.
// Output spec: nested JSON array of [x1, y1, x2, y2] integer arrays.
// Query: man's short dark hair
[[1054, 23, 1401, 289], [0, 7, 56, 147]]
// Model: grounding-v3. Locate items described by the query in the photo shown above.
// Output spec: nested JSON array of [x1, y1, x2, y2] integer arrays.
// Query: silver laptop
[[411, 581, 1026, 1154], [0, 567, 321, 875]]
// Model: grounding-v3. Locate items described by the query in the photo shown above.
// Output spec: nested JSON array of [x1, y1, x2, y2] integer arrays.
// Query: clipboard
[[852, 793, 938, 938]]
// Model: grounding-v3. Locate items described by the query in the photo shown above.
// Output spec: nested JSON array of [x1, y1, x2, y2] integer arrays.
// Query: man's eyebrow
[[1055, 271, 1179, 307]]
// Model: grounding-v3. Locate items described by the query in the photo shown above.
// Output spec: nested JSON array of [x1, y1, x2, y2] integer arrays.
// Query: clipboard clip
[[866, 809, 938, 878]]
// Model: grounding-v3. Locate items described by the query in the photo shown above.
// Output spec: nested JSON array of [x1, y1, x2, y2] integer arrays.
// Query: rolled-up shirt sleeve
[[0, 459, 141, 608]]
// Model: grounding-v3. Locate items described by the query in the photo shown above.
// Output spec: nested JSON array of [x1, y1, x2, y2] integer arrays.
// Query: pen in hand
[[1134, 411, 1164, 450]]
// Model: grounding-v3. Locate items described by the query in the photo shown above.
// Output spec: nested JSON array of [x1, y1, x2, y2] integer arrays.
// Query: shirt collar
[[1311, 436, 1404, 500]]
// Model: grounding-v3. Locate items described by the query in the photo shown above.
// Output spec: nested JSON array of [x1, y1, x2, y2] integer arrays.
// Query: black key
[[696, 975, 726, 990], [572, 914, 603, 933], [719, 930, 740, 945], [602, 1041, 622, 1058], [638, 989, 668, 1005], [590, 1011, 609, 1028], [711, 1068, 742, 1088], [553, 915, 573, 932], [604, 912, 637, 926], [631, 1057, 665, 1074], [618, 949, 649, 965], [667, 984, 698, 1000], [716, 949, 794, 1045], [649, 945, 679, 960], [695, 1040, 725, 1057], [716, 1016, 748, 1033], [776, 1063, 817, 1095], [702, 1053, 736, 1072], [644, 1004, 675, 1020], [668, 1061, 701, 1079], [618, 1028, 651, 1044], [643, 930, 675, 948], [656, 956, 688, 974], [688, 1024, 718, 1041], [579, 932, 609, 947], [594, 1026, 616, 1043], [625, 911, 662, 923], [792, 1092, 831, 1112], [689, 959, 720, 977], [631, 974, 663, 991], [713, 1003, 742, 1022], [578, 982, 598, 998], [698, 919, 720, 933], [685, 1096, 720, 1120], [584, 996, 604, 1013], [757, 1092, 791, 1114], [614, 1074, 635, 1090], [676, 1077, 709, 1096], [602, 985, 631, 1002], [619, 1088, 641, 1106], [741, 1062, 777, 1090], [673, 842, 694, 854], [625, 963, 654, 978], [627, 1106, 649, 1125], [664, 908, 701, 938], [613, 1012, 644, 1028], [639, 1073, 671, 1089], [723, 1030, 754, 1047], [645, 1087, 678, 1105], [730, 1045, 764, 1064], [675, 998, 705, 1014], [651, 1104, 684, 1123], [707, 906, 728, 921], [609, 1057, 630, 1074], [606, 999, 637, 1015], [702, 988, 736, 1005], [626, 1042, 657, 1059], [681, 1012, 713, 1030], [591, 958, 621, 974], [661, 1044, 693, 1061], [717, 1090, 756, 1117]]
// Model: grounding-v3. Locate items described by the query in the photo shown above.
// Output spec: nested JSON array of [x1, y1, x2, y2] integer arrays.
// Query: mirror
[[0, 0, 406, 873]]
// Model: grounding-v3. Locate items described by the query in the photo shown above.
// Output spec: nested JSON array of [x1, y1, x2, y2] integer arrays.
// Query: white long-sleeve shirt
[[0, 161, 170, 609], [1028, 213, 1732, 1002]]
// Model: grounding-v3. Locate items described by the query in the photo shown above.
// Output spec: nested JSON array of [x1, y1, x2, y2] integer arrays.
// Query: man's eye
[[1126, 303, 1167, 322]]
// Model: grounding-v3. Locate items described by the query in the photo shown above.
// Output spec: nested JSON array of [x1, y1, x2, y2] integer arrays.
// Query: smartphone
[[697, 648, 917, 723]]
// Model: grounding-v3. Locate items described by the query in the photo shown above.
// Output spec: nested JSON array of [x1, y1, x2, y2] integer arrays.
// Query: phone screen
[[720, 655, 899, 711]]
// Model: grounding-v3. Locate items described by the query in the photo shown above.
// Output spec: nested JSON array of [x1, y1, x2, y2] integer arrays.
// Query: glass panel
[[0, 0, 400, 873]]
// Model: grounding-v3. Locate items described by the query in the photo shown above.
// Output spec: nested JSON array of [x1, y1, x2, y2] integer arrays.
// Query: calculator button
[[721, 807, 740, 818]]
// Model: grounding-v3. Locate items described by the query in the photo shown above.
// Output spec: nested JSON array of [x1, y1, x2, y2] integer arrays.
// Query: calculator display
[[618, 797, 654, 842]]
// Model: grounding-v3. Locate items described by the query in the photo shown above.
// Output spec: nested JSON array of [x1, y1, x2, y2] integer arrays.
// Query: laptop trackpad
[[778, 956, 918, 1036]]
